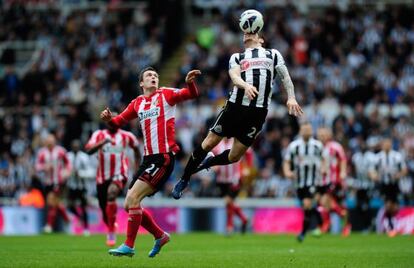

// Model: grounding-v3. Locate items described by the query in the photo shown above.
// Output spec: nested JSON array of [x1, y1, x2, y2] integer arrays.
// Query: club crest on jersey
[[214, 125, 222, 133], [139, 107, 160, 120]]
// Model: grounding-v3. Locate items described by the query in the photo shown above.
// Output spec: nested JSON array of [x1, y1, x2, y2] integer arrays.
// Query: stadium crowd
[[0, 2, 413, 208]]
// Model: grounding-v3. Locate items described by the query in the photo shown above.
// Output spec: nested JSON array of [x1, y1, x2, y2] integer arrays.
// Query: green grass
[[0, 233, 413, 268]]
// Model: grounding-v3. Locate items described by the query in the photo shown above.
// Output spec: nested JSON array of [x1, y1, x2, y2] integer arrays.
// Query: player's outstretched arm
[[276, 65, 303, 117], [228, 66, 258, 100]]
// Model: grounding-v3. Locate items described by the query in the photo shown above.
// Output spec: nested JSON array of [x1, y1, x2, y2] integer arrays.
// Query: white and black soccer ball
[[239, 9, 264, 34]]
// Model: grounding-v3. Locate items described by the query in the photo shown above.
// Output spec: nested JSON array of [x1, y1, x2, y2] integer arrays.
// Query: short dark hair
[[139, 66, 157, 84]]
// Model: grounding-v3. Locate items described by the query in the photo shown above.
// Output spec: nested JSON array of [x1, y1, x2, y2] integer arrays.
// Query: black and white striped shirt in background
[[351, 150, 377, 189], [228, 47, 284, 109], [374, 150, 406, 185], [67, 151, 94, 190], [284, 138, 324, 189]]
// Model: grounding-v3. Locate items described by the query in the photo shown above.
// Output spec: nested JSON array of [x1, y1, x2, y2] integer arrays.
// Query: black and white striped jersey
[[374, 150, 406, 185], [351, 151, 376, 189], [284, 137, 324, 189], [228, 47, 284, 109], [67, 151, 92, 190]]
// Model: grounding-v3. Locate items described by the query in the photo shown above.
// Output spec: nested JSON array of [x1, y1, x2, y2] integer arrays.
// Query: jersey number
[[247, 127, 257, 138], [145, 164, 159, 176]]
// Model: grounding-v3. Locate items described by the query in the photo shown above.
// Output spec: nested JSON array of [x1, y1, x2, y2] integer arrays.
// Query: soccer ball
[[239, 9, 264, 34]]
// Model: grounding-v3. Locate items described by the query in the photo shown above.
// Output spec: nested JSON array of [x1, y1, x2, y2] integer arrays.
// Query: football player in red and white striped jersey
[[85, 125, 141, 246], [317, 127, 351, 236], [35, 134, 72, 233], [102, 67, 201, 257]]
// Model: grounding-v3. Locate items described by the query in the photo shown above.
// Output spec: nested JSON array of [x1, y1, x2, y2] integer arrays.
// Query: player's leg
[[318, 192, 331, 233], [97, 181, 110, 225], [45, 190, 58, 233], [109, 180, 153, 257], [224, 194, 234, 234], [141, 209, 171, 257], [228, 185, 248, 233], [105, 181, 122, 246], [172, 131, 222, 199], [79, 190, 89, 234], [298, 197, 313, 242]]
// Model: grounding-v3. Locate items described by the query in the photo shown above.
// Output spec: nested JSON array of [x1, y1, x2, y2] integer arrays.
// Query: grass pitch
[[0, 233, 413, 268]]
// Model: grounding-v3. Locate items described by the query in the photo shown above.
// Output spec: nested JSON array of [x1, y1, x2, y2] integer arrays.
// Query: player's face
[[317, 128, 329, 144], [45, 135, 56, 149], [243, 33, 260, 44], [140, 70, 159, 90], [300, 124, 313, 140], [382, 139, 392, 151]]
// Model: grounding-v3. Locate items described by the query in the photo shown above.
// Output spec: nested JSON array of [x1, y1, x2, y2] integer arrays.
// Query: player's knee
[[228, 153, 241, 163], [125, 192, 140, 208]]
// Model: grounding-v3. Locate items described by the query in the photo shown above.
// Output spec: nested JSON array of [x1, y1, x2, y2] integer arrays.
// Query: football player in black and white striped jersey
[[173, 32, 303, 199], [283, 122, 324, 242], [369, 138, 407, 237]]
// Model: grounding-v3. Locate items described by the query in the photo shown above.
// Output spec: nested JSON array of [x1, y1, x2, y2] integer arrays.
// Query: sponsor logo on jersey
[[240, 58, 272, 71], [139, 107, 160, 120]]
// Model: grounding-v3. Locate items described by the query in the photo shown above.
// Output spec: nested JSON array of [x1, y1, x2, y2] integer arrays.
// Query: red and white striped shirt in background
[[109, 82, 199, 156], [85, 129, 139, 185], [322, 141, 347, 186], [212, 139, 254, 185], [35, 146, 71, 186]]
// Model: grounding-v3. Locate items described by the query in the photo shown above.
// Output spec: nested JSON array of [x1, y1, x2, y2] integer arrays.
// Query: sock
[[205, 150, 233, 169], [331, 199, 346, 217], [301, 209, 311, 236], [312, 207, 322, 226], [182, 145, 209, 180], [385, 212, 394, 230], [125, 207, 143, 248], [233, 204, 247, 223], [46, 206, 58, 227], [81, 205, 89, 229], [58, 204, 69, 222], [317, 206, 330, 231], [106, 201, 117, 233], [141, 209, 164, 239], [226, 203, 234, 230]]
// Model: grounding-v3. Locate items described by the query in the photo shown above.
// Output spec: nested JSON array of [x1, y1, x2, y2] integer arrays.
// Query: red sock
[[233, 204, 247, 223], [106, 201, 117, 233], [57, 204, 69, 222], [141, 209, 164, 239], [331, 200, 346, 217], [318, 206, 330, 232], [47, 207, 58, 226], [125, 207, 142, 248], [226, 203, 234, 230]]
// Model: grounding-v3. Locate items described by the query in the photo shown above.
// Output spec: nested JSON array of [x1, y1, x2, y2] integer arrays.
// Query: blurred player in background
[[101, 67, 201, 258], [283, 122, 324, 242], [85, 125, 141, 246], [317, 127, 351, 236], [35, 134, 71, 233], [351, 140, 377, 231], [173, 31, 303, 199], [211, 138, 251, 234], [67, 140, 93, 236], [369, 138, 407, 237]]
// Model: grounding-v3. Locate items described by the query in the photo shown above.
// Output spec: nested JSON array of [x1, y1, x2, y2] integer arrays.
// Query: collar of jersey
[[143, 89, 159, 100]]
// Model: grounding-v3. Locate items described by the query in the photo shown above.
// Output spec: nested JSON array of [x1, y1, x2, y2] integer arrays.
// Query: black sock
[[301, 209, 311, 236], [386, 212, 394, 230], [312, 207, 322, 226], [182, 145, 209, 180], [205, 149, 233, 168]]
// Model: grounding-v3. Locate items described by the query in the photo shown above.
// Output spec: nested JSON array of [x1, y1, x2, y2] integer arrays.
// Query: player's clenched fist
[[185, 69, 201, 83], [100, 107, 113, 122]]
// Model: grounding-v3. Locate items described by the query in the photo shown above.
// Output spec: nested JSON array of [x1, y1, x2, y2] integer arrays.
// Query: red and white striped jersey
[[322, 141, 347, 185], [35, 146, 71, 186], [85, 129, 139, 184], [109, 83, 198, 156]]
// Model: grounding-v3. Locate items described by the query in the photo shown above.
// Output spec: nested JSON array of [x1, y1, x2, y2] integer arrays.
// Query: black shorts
[[380, 183, 399, 203], [210, 101, 268, 147], [130, 152, 175, 193], [297, 186, 317, 201], [217, 183, 240, 198]]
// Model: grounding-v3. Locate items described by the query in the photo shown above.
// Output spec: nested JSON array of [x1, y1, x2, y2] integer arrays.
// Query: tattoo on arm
[[276, 65, 295, 99]]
